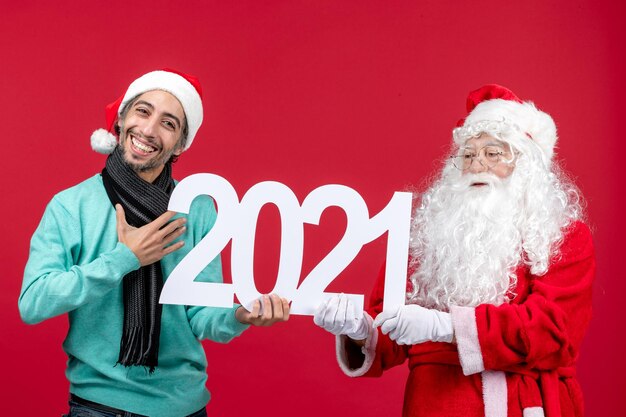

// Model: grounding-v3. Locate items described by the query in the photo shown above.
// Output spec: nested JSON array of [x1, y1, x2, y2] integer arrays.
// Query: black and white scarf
[[102, 147, 175, 373]]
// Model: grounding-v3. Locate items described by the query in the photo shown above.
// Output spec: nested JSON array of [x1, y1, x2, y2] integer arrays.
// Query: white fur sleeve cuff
[[450, 305, 485, 375], [336, 312, 377, 377]]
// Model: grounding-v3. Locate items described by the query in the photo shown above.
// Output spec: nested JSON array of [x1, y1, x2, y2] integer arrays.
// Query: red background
[[2, 1, 624, 415]]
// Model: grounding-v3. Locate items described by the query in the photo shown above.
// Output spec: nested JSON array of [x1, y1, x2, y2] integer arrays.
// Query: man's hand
[[115, 204, 187, 266], [373, 304, 454, 345], [313, 293, 371, 342], [235, 294, 290, 326]]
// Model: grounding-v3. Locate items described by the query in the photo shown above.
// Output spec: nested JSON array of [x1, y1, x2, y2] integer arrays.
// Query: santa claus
[[314, 84, 594, 417]]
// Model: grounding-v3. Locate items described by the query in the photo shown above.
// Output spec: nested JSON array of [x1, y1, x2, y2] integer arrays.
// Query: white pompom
[[91, 128, 117, 154]]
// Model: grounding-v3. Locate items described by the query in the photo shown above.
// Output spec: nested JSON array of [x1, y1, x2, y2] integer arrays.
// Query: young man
[[315, 85, 594, 417], [19, 69, 290, 417]]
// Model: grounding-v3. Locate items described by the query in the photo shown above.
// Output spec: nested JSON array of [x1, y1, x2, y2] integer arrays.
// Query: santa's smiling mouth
[[471, 182, 488, 187], [131, 136, 157, 154]]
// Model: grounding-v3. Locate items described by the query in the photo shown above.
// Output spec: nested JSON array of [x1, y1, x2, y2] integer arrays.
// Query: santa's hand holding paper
[[373, 304, 453, 345], [314, 293, 372, 340]]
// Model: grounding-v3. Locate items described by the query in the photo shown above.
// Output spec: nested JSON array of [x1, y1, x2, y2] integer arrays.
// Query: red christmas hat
[[91, 69, 203, 154], [453, 84, 557, 163]]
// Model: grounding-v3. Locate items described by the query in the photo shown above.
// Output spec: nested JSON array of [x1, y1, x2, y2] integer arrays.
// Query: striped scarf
[[102, 146, 174, 373]]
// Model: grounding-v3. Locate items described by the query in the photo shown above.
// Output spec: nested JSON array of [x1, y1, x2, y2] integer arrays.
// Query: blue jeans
[[63, 399, 208, 417]]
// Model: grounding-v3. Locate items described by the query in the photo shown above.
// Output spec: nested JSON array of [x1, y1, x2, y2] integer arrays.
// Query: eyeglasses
[[450, 145, 511, 170]]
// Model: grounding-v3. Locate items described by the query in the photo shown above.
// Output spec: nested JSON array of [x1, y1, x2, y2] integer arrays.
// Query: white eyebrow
[[462, 141, 507, 150]]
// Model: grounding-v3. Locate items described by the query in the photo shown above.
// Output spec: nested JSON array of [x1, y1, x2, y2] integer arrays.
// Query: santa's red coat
[[337, 221, 595, 417]]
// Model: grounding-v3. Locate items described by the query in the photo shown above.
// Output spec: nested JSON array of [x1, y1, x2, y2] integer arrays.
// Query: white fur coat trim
[[335, 312, 377, 377], [523, 406, 546, 417], [482, 370, 508, 417], [450, 305, 485, 375]]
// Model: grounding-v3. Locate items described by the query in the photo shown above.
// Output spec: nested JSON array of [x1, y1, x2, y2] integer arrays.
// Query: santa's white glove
[[313, 293, 371, 340], [373, 304, 453, 345]]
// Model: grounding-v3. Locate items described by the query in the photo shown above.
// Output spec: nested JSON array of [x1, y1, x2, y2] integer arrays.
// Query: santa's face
[[460, 134, 516, 181], [118, 90, 186, 182], [407, 140, 525, 310], [408, 130, 577, 310]]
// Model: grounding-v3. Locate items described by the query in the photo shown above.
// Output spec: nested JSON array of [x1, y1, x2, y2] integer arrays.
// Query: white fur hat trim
[[454, 99, 557, 162], [90, 128, 117, 154]]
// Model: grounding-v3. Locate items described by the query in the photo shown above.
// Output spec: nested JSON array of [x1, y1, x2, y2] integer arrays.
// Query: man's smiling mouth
[[131, 135, 157, 154]]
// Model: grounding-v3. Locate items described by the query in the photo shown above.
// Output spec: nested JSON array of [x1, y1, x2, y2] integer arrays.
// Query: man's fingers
[[261, 295, 273, 320], [151, 210, 179, 229], [115, 204, 127, 230], [245, 295, 290, 326], [162, 225, 187, 246], [280, 297, 290, 321], [270, 295, 290, 321], [159, 217, 187, 239], [162, 240, 185, 256], [269, 294, 283, 319], [250, 299, 261, 318]]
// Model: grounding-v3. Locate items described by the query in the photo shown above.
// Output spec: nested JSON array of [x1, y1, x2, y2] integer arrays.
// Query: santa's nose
[[467, 156, 488, 173]]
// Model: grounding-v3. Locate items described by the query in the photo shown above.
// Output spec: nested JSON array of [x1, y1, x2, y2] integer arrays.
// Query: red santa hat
[[91, 68, 203, 154], [453, 84, 557, 164]]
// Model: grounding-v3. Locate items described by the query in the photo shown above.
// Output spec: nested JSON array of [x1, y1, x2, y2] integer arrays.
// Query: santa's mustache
[[450, 172, 505, 191]]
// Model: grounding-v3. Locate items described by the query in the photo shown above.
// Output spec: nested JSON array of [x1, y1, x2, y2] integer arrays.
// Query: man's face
[[460, 133, 515, 183], [118, 90, 186, 180]]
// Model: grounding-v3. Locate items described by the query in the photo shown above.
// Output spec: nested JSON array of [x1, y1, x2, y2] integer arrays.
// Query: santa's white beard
[[407, 169, 526, 311]]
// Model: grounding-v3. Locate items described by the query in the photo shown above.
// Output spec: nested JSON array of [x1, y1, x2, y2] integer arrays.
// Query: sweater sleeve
[[184, 195, 250, 342], [184, 254, 249, 343], [336, 262, 410, 377], [19, 198, 140, 325], [451, 221, 595, 375]]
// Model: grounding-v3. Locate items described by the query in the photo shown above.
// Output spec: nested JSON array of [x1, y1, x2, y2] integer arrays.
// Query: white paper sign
[[159, 173, 412, 315]]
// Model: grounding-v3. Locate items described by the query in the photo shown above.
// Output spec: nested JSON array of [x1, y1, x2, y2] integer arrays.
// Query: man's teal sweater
[[20, 174, 249, 417]]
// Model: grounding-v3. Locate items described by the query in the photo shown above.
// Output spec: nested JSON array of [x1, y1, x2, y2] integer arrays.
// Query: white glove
[[373, 304, 453, 345], [313, 293, 371, 340]]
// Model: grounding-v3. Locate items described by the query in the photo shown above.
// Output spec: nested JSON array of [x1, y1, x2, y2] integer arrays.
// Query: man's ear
[[173, 146, 184, 156]]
